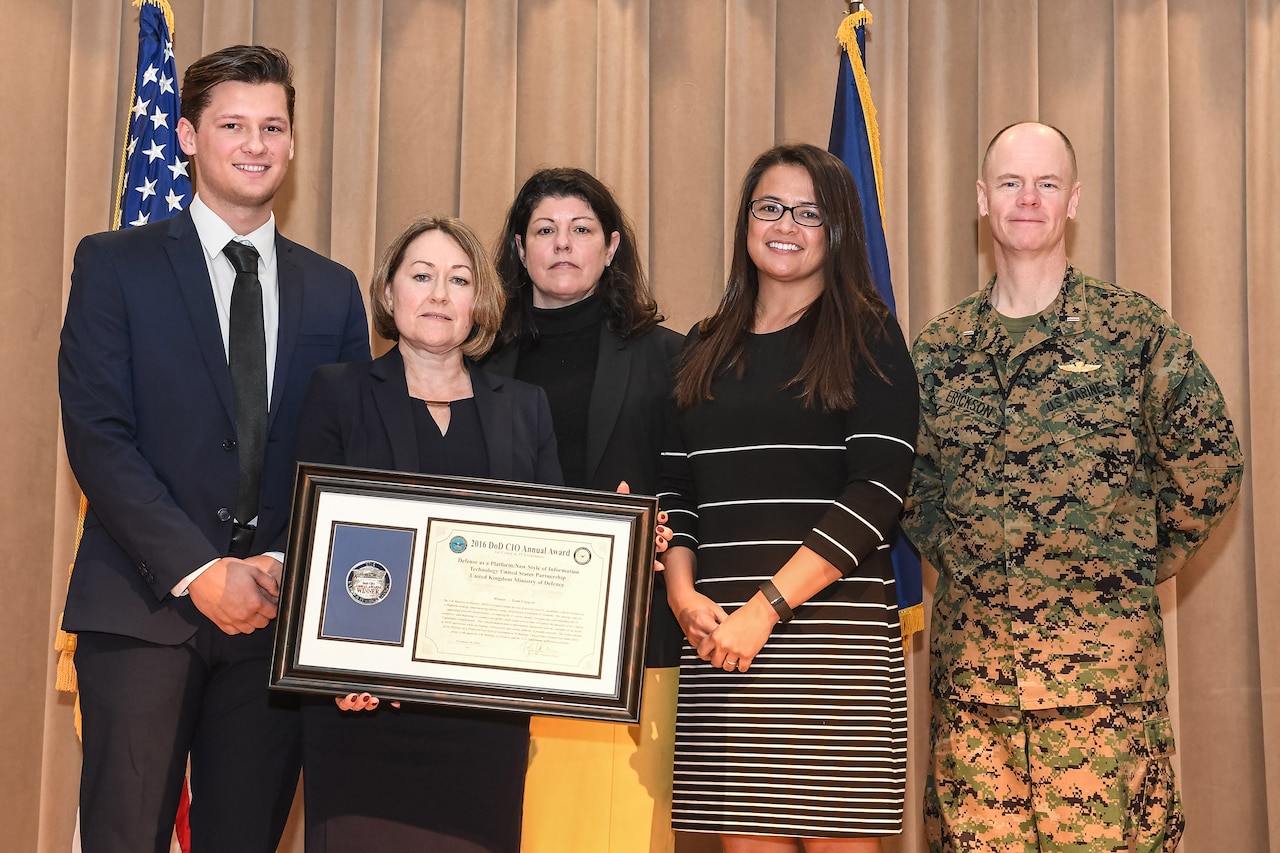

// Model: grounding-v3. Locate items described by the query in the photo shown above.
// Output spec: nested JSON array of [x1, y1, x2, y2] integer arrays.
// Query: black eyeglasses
[[749, 199, 825, 227]]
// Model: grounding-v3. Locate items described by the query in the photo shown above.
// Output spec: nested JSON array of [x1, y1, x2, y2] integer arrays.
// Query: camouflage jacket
[[903, 268, 1243, 709]]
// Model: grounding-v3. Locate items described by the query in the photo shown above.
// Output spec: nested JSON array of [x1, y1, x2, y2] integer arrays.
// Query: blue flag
[[828, 8, 924, 643], [114, 0, 191, 231]]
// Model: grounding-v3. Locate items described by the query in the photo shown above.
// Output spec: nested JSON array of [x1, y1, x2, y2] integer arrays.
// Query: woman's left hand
[[655, 511, 671, 556], [616, 481, 671, 569], [696, 594, 778, 673]]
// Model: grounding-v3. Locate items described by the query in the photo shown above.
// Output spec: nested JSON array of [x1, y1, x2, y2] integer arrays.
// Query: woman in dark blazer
[[484, 168, 681, 851], [296, 214, 559, 853], [295, 345, 559, 484]]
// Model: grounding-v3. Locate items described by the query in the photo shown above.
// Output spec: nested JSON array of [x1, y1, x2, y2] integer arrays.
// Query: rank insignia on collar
[[1059, 359, 1101, 373]]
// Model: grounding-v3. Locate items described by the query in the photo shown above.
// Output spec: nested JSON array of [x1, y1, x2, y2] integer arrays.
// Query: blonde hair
[[370, 215, 505, 359]]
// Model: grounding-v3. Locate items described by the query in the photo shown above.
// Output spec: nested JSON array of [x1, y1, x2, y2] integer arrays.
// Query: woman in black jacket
[[297, 214, 559, 853], [485, 168, 681, 850]]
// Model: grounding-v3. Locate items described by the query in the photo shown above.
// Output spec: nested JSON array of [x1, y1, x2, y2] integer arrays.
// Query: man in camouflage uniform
[[902, 122, 1243, 852]]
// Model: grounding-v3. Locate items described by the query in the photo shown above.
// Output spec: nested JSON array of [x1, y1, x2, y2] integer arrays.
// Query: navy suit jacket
[[483, 323, 684, 666], [59, 207, 371, 645], [294, 346, 562, 487]]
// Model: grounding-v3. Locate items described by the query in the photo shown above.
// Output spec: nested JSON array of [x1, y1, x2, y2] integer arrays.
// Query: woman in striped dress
[[659, 143, 918, 852]]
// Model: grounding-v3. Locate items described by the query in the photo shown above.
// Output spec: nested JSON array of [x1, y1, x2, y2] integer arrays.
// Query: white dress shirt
[[174, 195, 285, 595]]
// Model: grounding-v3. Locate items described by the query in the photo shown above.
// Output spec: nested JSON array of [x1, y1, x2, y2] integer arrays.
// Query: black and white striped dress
[[660, 319, 917, 837]]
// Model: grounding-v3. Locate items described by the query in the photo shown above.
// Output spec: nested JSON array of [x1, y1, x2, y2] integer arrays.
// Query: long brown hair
[[674, 143, 890, 411]]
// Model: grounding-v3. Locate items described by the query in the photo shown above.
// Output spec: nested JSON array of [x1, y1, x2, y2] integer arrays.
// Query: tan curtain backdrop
[[7, 1, 1274, 850]]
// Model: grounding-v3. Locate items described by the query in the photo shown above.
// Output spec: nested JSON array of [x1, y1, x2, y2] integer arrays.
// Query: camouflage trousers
[[925, 698, 1183, 853]]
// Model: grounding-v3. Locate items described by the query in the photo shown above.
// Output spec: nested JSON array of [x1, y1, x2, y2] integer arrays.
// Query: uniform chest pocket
[[1049, 409, 1139, 510]]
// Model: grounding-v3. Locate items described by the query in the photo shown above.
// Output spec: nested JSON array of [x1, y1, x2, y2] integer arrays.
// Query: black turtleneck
[[513, 294, 603, 488]]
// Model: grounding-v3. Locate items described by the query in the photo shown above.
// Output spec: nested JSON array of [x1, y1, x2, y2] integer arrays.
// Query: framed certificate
[[270, 463, 658, 723]]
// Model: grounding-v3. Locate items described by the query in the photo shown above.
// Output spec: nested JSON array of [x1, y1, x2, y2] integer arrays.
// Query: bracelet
[[759, 579, 794, 623]]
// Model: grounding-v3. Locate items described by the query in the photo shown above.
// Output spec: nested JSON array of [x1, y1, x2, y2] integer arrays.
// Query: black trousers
[[75, 624, 301, 853]]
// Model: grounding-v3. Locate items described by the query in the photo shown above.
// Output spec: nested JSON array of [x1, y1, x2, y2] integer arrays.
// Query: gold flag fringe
[[899, 603, 924, 654], [54, 493, 89, 739], [54, 493, 89, 697], [836, 10, 887, 226], [110, 86, 137, 230], [135, 0, 177, 36]]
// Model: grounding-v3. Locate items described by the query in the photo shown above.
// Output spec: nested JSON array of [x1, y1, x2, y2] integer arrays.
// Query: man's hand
[[188, 557, 280, 635], [243, 554, 284, 588]]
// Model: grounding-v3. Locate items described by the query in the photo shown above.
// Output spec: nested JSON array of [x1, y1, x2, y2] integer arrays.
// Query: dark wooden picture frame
[[270, 463, 657, 723]]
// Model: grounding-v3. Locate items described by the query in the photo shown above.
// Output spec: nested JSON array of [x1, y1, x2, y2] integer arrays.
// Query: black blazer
[[484, 323, 684, 666], [59, 207, 371, 645], [295, 346, 562, 488]]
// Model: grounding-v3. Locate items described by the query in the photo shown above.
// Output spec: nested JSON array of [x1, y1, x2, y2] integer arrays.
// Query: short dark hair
[[181, 45, 295, 129], [493, 167, 662, 345], [674, 143, 891, 412], [370, 215, 505, 359], [982, 121, 1077, 182]]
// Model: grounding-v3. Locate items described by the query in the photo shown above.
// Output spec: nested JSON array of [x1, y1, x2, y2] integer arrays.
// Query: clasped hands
[[188, 554, 282, 635], [672, 587, 778, 673]]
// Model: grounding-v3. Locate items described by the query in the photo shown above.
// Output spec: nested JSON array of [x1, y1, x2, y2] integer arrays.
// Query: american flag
[[114, 0, 190, 230]]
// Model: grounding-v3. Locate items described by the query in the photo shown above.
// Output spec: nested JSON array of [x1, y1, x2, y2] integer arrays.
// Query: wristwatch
[[759, 579, 794, 623]]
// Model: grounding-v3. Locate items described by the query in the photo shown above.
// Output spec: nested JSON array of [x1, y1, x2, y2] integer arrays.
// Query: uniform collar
[[960, 265, 1087, 355]]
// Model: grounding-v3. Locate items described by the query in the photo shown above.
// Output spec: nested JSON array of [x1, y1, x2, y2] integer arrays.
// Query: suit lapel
[[472, 363, 514, 480], [270, 236, 304, 433], [370, 348, 421, 473], [166, 210, 235, 421], [585, 328, 630, 484]]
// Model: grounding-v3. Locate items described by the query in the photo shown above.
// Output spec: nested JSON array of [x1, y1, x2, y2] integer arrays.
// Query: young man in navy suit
[[58, 45, 370, 852]]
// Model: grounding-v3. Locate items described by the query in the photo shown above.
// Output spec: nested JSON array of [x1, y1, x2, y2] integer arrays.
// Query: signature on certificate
[[521, 638, 556, 659]]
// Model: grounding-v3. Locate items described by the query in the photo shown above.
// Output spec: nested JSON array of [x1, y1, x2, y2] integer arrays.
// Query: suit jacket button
[[217, 507, 232, 522], [222, 439, 236, 450]]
